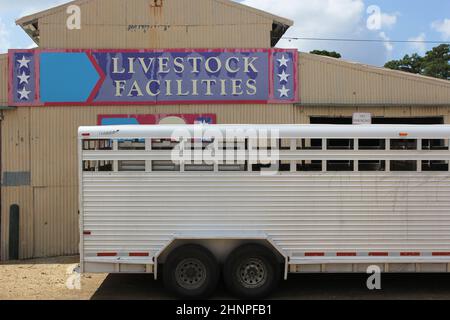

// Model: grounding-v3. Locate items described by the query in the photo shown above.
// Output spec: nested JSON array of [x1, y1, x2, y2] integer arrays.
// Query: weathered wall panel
[[33, 186, 78, 258], [299, 53, 450, 105], [0, 187, 34, 260], [2, 108, 31, 174], [294, 106, 449, 124], [1, 107, 33, 260], [0, 54, 8, 105], [38, 0, 273, 49]]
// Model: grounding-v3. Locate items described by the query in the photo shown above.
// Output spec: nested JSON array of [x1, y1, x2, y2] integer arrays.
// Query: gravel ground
[[0, 256, 106, 300], [3, 256, 450, 300]]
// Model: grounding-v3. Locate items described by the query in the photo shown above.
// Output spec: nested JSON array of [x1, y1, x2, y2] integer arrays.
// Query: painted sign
[[98, 114, 217, 125], [9, 49, 298, 106]]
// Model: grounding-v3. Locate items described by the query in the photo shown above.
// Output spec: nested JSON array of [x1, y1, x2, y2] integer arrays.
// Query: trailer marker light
[[97, 252, 117, 257], [337, 252, 357, 256], [369, 252, 389, 256], [305, 252, 325, 257], [432, 252, 450, 256], [82, 133, 90, 137], [400, 252, 420, 256], [83, 231, 91, 235], [129, 252, 150, 257], [399, 132, 408, 137]]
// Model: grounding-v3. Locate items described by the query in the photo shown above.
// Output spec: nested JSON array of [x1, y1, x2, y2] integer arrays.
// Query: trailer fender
[[153, 232, 289, 280]]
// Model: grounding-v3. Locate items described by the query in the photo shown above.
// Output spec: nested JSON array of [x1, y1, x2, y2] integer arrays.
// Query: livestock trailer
[[79, 124, 450, 298]]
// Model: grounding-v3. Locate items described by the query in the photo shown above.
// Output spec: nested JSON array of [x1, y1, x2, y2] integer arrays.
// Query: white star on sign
[[277, 55, 289, 67], [278, 85, 290, 98], [18, 87, 31, 100], [278, 70, 290, 82], [17, 71, 30, 85], [17, 56, 31, 69]]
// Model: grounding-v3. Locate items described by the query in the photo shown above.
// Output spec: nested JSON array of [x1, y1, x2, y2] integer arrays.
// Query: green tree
[[422, 44, 450, 80], [384, 53, 424, 74], [310, 50, 342, 59], [384, 44, 450, 80]]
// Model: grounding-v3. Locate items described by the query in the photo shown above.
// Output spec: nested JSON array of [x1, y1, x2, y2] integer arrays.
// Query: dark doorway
[[310, 116, 445, 125], [9, 205, 19, 260]]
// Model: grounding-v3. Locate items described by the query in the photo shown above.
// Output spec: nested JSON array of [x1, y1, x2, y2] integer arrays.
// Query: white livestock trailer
[[79, 124, 450, 298]]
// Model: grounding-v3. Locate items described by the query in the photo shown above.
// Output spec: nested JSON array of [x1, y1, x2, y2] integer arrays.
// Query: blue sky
[[1, 0, 449, 66]]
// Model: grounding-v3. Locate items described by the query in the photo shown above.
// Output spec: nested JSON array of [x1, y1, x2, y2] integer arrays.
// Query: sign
[[353, 113, 372, 125], [9, 49, 298, 106], [97, 114, 216, 125]]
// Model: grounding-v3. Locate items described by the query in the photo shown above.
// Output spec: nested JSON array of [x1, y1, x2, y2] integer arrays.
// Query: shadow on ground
[[91, 273, 450, 300]]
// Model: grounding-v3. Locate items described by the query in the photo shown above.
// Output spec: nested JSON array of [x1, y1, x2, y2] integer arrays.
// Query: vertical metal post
[[113, 140, 119, 172], [322, 138, 327, 172], [290, 139, 297, 172], [386, 139, 391, 172], [354, 139, 359, 172], [417, 139, 422, 172], [145, 138, 152, 172]]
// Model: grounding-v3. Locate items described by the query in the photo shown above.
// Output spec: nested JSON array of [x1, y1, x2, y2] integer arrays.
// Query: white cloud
[[408, 33, 427, 55], [241, 0, 365, 38], [0, 18, 11, 54], [380, 12, 398, 29], [431, 19, 450, 40], [379, 31, 393, 52], [238, 0, 396, 66]]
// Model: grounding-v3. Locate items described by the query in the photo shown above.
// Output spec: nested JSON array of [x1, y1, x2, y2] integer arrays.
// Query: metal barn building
[[1, 0, 450, 261]]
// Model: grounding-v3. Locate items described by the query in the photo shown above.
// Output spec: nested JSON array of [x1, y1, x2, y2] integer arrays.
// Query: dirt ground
[[0, 256, 106, 300], [4, 256, 450, 300]]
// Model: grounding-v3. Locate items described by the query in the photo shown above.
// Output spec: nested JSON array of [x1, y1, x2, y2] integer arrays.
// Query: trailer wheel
[[224, 244, 281, 299], [163, 244, 220, 299]]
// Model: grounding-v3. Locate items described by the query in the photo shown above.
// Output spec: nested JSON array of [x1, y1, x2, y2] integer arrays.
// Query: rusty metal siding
[[299, 53, 450, 105], [38, 0, 273, 49], [0, 54, 8, 106]]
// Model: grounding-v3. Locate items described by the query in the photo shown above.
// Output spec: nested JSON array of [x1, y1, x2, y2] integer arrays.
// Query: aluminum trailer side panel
[[81, 172, 450, 272]]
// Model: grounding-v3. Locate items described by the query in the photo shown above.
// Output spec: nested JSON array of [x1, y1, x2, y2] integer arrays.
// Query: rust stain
[[149, 0, 164, 25]]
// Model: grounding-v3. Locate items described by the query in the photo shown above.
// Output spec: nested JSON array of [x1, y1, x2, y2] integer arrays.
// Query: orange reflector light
[[399, 132, 408, 137]]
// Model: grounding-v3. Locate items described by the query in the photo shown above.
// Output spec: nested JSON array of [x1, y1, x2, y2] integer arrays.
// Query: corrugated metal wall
[[0, 54, 8, 105], [38, 0, 273, 49], [299, 53, 450, 105], [295, 106, 450, 125]]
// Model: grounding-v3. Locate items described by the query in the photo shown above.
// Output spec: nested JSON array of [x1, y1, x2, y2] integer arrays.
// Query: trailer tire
[[163, 244, 220, 299], [224, 244, 281, 299]]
